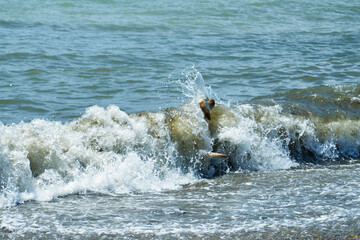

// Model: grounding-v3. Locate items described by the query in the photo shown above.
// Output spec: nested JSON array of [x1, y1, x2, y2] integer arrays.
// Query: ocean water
[[1, 0, 360, 239]]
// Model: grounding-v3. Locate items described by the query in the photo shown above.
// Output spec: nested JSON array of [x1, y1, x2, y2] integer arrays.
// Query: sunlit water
[[1, 0, 360, 239]]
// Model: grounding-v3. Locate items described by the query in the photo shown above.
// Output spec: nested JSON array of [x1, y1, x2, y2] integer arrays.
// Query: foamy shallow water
[[1, 164, 360, 239]]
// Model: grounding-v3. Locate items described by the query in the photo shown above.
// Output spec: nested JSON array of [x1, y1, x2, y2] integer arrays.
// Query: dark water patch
[[40, 55, 61, 61], [91, 95, 115, 99], [252, 85, 360, 120], [240, 85, 360, 165], [134, 89, 150, 93], [88, 22, 171, 32], [0, 20, 44, 29], [2, 52, 35, 59], [18, 106, 48, 113], [0, 20, 19, 28], [49, 111, 82, 122], [300, 65, 320, 71], [126, 80, 145, 84], [345, 71, 360, 78], [24, 68, 49, 76], [0, 99, 39, 105], [295, 75, 324, 82], [0, 83, 14, 88], [56, 2, 75, 7]]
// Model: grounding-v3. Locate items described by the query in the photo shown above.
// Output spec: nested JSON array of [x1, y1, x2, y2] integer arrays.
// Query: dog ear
[[199, 101, 211, 120], [208, 99, 215, 109]]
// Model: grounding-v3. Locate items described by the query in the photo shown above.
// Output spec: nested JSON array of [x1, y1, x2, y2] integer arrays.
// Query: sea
[[1, 0, 360, 239]]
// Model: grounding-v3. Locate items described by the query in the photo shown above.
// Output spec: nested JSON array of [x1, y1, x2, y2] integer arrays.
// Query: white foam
[[177, 66, 214, 102], [0, 106, 196, 207], [217, 105, 298, 171]]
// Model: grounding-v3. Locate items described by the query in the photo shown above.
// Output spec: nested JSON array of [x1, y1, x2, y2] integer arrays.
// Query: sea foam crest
[[216, 104, 298, 171], [0, 105, 196, 207], [217, 101, 360, 168]]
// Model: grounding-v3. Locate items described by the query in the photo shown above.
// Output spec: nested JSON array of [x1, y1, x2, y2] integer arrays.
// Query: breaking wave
[[1, 70, 359, 207]]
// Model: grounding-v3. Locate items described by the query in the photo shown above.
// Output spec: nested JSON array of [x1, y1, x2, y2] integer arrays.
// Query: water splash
[[1, 79, 360, 207], [177, 66, 214, 101]]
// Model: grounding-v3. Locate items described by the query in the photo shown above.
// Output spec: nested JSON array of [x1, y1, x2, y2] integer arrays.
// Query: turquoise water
[[1, 0, 360, 239], [1, 0, 359, 123]]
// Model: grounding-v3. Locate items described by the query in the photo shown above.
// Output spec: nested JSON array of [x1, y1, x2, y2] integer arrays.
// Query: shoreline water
[[1, 163, 360, 239]]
